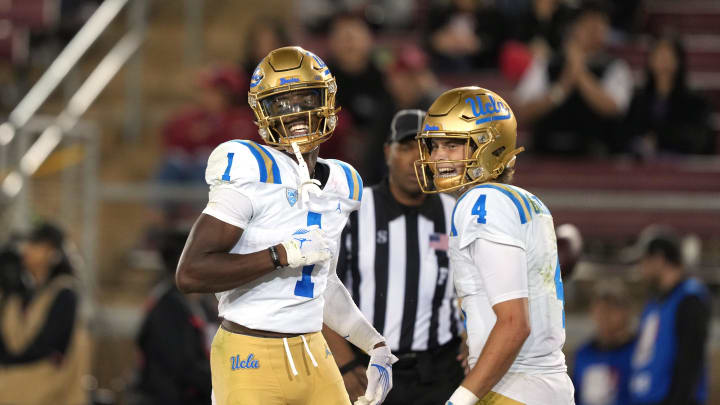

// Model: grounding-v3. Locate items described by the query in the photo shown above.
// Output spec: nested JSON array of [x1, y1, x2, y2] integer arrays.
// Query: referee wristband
[[339, 358, 362, 375], [268, 245, 283, 269]]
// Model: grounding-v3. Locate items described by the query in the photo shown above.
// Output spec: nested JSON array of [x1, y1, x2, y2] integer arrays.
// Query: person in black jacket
[[625, 35, 715, 157], [135, 230, 217, 405]]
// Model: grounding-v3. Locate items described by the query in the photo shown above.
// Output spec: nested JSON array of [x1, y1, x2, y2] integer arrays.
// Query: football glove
[[354, 345, 398, 405], [281, 225, 332, 268]]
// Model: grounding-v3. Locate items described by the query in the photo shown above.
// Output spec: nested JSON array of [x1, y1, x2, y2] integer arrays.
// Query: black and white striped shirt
[[337, 179, 463, 353]]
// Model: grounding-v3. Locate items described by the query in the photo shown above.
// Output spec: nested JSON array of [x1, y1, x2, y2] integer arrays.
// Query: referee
[[323, 109, 465, 404]]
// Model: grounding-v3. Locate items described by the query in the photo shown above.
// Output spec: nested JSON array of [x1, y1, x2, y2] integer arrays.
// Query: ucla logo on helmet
[[465, 94, 511, 124], [250, 66, 263, 89], [305, 51, 331, 76]]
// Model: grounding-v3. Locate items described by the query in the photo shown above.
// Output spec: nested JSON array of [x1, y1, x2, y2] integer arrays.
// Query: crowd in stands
[[152, 0, 717, 191]]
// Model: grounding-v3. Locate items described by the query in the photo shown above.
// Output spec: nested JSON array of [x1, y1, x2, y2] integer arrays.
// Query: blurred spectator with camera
[[515, 0, 632, 156], [0, 222, 90, 405], [629, 231, 710, 405], [624, 36, 715, 157], [573, 279, 636, 405]]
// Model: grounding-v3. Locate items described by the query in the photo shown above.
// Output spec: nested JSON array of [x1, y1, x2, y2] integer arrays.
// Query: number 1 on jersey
[[294, 265, 315, 298], [222, 152, 234, 181], [295, 211, 321, 298], [472, 194, 487, 224]]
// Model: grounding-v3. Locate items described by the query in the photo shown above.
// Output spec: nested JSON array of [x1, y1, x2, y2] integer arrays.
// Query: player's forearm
[[176, 246, 286, 293], [176, 213, 290, 293], [322, 324, 358, 367], [461, 317, 530, 399], [323, 275, 384, 353]]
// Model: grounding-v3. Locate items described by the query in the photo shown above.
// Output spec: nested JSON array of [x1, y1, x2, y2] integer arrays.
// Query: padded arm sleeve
[[470, 238, 528, 306], [323, 272, 384, 354], [202, 186, 254, 229]]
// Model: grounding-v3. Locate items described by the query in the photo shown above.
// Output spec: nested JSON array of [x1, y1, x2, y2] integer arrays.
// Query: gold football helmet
[[248, 46, 339, 153], [414, 86, 524, 193]]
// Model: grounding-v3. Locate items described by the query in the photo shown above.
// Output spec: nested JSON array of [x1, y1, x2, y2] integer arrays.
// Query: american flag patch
[[429, 233, 449, 251]]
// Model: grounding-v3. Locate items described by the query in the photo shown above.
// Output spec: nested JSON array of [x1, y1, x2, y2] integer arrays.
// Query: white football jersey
[[203, 140, 362, 333], [449, 182, 567, 374]]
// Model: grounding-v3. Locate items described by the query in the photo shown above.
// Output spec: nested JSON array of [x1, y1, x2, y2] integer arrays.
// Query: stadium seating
[[514, 158, 720, 238], [644, 0, 720, 35]]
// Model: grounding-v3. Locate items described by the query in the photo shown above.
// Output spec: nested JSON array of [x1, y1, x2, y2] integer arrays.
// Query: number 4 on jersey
[[472, 194, 487, 224]]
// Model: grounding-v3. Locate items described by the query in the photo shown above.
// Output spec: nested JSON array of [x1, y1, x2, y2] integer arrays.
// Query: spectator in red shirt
[[156, 66, 257, 184]]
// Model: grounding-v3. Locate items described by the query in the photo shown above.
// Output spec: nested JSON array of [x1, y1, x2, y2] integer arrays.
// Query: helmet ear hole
[[492, 146, 506, 157]]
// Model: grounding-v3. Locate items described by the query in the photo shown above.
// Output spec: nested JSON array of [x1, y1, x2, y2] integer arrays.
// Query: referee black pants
[[384, 339, 465, 405]]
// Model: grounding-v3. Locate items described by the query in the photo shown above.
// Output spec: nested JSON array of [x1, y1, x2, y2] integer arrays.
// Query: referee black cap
[[387, 109, 426, 144], [621, 225, 682, 266], [644, 234, 682, 266]]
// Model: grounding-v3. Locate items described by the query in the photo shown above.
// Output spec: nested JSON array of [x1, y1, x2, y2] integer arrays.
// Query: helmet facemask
[[253, 86, 338, 154], [415, 127, 521, 194], [414, 132, 477, 194]]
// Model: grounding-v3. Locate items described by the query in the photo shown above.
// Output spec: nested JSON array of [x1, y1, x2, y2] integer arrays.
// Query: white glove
[[354, 345, 398, 405], [280, 225, 332, 268], [445, 386, 480, 405]]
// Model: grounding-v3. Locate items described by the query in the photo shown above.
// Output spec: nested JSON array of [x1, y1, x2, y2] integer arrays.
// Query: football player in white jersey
[[176, 46, 397, 405], [413, 87, 575, 405]]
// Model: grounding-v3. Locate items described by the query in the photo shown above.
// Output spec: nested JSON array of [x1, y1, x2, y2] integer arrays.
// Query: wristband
[[268, 245, 283, 269], [339, 358, 361, 375], [447, 385, 480, 405]]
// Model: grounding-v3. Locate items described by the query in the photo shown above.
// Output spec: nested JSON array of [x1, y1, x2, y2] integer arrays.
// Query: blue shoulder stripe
[[451, 184, 532, 236], [232, 140, 282, 184], [474, 184, 528, 224], [509, 185, 534, 218], [329, 159, 362, 201]]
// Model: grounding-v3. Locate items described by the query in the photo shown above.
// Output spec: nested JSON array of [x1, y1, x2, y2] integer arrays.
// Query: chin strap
[[292, 142, 322, 208]]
